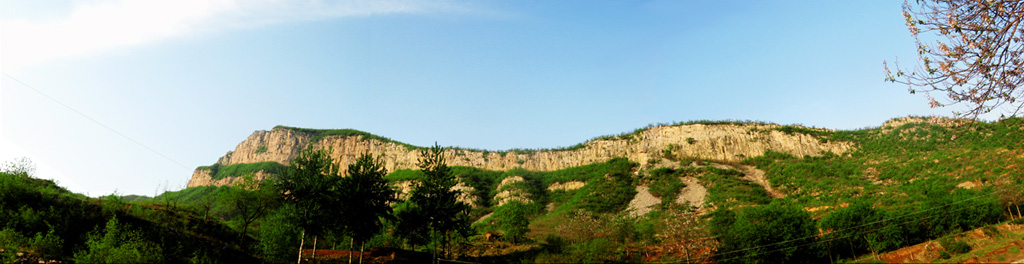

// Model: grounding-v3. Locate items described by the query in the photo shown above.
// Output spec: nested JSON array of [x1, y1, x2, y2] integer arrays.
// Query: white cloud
[[1, 0, 467, 72]]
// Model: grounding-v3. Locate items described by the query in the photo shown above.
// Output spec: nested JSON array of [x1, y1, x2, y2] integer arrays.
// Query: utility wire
[[2, 72, 189, 170]]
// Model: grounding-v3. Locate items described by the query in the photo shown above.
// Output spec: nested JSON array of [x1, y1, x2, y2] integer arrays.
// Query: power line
[[2, 72, 189, 170]]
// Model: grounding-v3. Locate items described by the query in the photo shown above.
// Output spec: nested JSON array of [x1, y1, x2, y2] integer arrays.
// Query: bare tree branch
[[886, 0, 1024, 119]]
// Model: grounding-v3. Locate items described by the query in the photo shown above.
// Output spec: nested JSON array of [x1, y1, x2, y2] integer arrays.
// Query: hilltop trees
[[886, 0, 1024, 118]]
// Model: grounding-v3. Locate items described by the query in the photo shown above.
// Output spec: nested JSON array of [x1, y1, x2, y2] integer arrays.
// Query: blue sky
[[0, 1, 985, 196]]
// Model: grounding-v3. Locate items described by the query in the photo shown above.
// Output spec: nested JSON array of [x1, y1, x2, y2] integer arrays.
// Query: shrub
[[819, 201, 880, 258], [493, 201, 533, 243], [0, 228, 26, 261], [712, 200, 824, 263], [940, 238, 972, 255], [29, 228, 63, 259], [646, 168, 685, 205], [73, 217, 165, 264], [256, 206, 301, 262], [577, 172, 637, 214]]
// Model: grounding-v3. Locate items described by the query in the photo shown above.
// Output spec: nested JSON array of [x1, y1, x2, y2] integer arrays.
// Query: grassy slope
[[0, 172, 258, 263], [10, 117, 1021, 263], [737, 118, 1024, 262], [749, 118, 1024, 210]]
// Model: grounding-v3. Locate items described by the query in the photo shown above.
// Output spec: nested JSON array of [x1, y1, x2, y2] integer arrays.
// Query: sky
[[0, 0, 998, 197]]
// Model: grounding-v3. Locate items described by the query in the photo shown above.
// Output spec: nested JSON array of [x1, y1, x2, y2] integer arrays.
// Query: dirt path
[[736, 164, 786, 198]]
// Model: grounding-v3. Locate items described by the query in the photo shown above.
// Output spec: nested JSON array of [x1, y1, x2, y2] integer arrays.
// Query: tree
[[338, 153, 398, 263], [493, 201, 532, 243], [231, 175, 278, 246], [886, 0, 1024, 118], [819, 200, 883, 259], [276, 146, 344, 263], [996, 182, 1024, 219], [660, 209, 714, 264], [712, 201, 824, 264], [397, 143, 471, 262]]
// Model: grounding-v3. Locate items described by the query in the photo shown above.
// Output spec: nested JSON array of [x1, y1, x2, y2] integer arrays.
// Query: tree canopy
[[396, 143, 471, 261], [339, 153, 398, 245]]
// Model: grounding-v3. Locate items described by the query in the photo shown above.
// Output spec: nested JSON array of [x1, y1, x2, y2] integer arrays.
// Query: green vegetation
[[493, 201, 534, 243], [197, 161, 287, 180], [8, 117, 1024, 263], [939, 237, 972, 255], [712, 200, 824, 263], [0, 160, 257, 263], [255, 145, 268, 153], [73, 217, 164, 264], [338, 153, 399, 261], [645, 168, 685, 200], [702, 166, 771, 207]]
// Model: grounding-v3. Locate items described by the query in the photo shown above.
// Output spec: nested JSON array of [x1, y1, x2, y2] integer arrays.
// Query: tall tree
[[231, 174, 278, 246], [276, 146, 344, 264], [397, 143, 471, 262], [886, 0, 1024, 118], [339, 153, 398, 263]]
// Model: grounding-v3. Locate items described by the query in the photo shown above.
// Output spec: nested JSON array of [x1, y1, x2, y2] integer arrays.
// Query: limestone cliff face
[[188, 123, 855, 187]]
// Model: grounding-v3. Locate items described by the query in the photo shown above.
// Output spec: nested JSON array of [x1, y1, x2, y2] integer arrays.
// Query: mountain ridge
[[187, 121, 856, 187]]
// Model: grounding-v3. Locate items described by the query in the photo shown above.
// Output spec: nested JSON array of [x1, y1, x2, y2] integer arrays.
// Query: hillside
[[187, 121, 854, 187], [6, 116, 1024, 263], [180, 116, 1024, 263], [0, 169, 258, 263]]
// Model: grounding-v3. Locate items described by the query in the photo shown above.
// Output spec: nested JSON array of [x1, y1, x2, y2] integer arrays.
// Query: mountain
[[187, 121, 854, 187]]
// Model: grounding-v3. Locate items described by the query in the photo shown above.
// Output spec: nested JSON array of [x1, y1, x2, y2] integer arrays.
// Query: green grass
[[0, 171, 257, 263], [196, 161, 287, 180]]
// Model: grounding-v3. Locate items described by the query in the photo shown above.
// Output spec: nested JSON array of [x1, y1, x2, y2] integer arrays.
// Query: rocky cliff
[[186, 123, 855, 187]]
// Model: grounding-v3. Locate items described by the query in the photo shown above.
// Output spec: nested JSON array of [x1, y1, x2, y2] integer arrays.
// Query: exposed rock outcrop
[[188, 123, 855, 187], [494, 176, 531, 206]]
